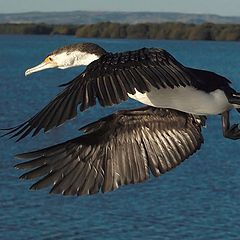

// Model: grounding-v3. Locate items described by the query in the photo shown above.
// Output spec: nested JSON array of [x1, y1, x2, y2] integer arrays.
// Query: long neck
[[57, 51, 104, 69], [75, 52, 101, 66], [53, 42, 108, 68], [76, 43, 107, 66]]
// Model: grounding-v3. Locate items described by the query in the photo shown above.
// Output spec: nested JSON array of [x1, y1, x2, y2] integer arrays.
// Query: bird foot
[[224, 124, 240, 140]]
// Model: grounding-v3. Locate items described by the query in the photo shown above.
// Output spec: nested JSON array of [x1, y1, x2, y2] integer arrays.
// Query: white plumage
[[128, 86, 232, 115]]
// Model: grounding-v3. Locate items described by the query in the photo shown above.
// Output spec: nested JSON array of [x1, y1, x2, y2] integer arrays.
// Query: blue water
[[0, 35, 240, 240]]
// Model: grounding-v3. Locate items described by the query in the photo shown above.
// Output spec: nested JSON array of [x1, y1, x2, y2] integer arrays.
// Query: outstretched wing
[[16, 106, 205, 196], [3, 48, 197, 141]]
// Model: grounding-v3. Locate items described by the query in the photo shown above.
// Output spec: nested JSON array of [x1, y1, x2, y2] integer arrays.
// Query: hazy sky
[[0, 0, 240, 16]]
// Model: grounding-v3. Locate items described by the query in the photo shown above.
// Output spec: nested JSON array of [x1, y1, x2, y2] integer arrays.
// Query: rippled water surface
[[0, 35, 240, 239]]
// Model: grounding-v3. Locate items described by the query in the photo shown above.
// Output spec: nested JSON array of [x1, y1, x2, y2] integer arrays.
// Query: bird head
[[25, 43, 106, 76]]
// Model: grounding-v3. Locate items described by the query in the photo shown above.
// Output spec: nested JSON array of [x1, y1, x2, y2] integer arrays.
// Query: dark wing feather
[[187, 67, 234, 94], [16, 106, 205, 196], [2, 48, 198, 141]]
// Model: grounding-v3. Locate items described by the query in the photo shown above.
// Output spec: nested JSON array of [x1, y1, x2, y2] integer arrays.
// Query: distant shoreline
[[0, 22, 240, 41]]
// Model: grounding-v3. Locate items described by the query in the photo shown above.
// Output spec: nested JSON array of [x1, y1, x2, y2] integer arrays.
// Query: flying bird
[[2, 42, 240, 141], [16, 106, 205, 196], [4, 42, 240, 196]]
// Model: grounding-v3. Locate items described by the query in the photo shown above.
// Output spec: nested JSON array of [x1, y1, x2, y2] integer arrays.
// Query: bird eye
[[49, 57, 52, 61]]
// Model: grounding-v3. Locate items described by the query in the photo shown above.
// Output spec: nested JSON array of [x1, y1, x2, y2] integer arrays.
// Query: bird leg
[[222, 111, 240, 140]]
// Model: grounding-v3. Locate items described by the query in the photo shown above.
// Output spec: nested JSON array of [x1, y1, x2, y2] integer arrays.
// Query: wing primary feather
[[124, 69, 146, 93], [16, 156, 47, 169], [79, 82, 90, 113], [32, 96, 65, 135], [29, 91, 69, 132], [148, 130, 169, 174], [49, 159, 81, 194], [95, 77, 108, 106], [163, 130, 182, 163], [155, 66, 175, 88], [75, 166, 93, 195], [86, 81, 97, 107], [117, 70, 136, 95], [60, 82, 82, 122], [130, 137, 141, 183], [13, 124, 34, 142], [19, 164, 49, 180], [128, 68, 151, 92], [31, 97, 66, 136], [30, 150, 78, 190], [135, 67, 161, 89], [102, 143, 114, 192], [79, 155, 102, 195], [44, 94, 73, 132], [55, 85, 83, 128], [150, 66, 171, 87], [30, 171, 62, 190], [19, 150, 74, 180], [1, 122, 28, 138], [161, 65, 181, 87], [111, 73, 128, 101], [102, 76, 114, 105], [140, 130, 161, 177], [166, 63, 188, 87], [62, 161, 88, 195], [75, 162, 95, 195], [106, 75, 122, 104], [160, 130, 179, 168], [15, 141, 68, 159]]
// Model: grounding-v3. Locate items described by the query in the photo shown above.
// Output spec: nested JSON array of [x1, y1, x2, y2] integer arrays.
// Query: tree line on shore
[[1, 22, 240, 41]]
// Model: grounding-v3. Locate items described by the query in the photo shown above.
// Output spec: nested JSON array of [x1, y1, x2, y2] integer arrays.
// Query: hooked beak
[[25, 58, 57, 76]]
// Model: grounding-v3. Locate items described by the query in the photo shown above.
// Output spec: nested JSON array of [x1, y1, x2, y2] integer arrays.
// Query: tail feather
[[228, 92, 240, 105], [228, 92, 240, 113]]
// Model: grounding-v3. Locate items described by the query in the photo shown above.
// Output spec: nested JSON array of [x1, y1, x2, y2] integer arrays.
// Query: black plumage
[[16, 106, 205, 196], [1, 47, 233, 141]]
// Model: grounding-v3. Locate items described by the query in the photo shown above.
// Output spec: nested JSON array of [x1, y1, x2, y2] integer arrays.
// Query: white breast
[[128, 86, 232, 115]]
